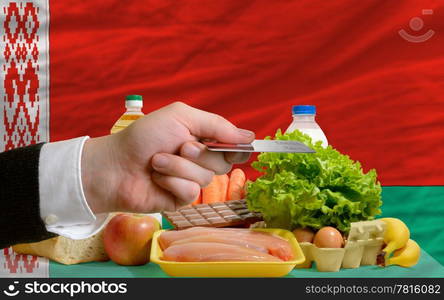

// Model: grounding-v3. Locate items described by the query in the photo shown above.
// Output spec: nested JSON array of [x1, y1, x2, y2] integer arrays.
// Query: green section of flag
[[380, 186, 444, 266]]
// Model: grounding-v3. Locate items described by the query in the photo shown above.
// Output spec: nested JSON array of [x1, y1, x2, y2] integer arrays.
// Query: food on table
[[12, 231, 109, 265], [379, 217, 419, 267], [162, 199, 262, 230], [246, 129, 382, 232], [159, 227, 294, 261], [193, 169, 247, 205], [380, 218, 410, 260], [386, 239, 420, 267], [103, 213, 160, 266], [162, 242, 283, 262], [292, 227, 315, 243], [296, 220, 386, 272], [227, 168, 247, 201], [313, 226, 343, 248], [240, 129, 420, 271], [202, 174, 229, 203]]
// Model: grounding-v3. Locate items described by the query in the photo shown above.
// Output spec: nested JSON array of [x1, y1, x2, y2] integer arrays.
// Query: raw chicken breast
[[170, 235, 268, 254], [159, 227, 294, 261], [162, 242, 283, 262], [158, 227, 242, 249]]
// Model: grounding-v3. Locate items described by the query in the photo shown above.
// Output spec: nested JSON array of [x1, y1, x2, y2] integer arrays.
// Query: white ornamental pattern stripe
[[0, 0, 50, 278], [0, 0, 49, 151]]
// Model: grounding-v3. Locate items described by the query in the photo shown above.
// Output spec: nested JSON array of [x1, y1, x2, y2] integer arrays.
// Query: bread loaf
[[12, 231, 109, 265]]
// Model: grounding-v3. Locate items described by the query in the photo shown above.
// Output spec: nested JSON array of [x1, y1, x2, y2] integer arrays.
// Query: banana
[[380, 218, 410, 260], [386, 239, 420, 267]]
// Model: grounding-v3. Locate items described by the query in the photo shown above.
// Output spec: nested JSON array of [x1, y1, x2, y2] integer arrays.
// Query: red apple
[[103, 213, 160, 265]]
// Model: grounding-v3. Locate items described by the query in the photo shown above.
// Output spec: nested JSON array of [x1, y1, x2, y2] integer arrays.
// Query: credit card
[[203, 140, 315, 153]]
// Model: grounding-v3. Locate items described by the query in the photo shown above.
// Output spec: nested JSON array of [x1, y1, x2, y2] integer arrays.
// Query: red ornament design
[[2, 247, 38, 273], [2, 2, 40, 150]]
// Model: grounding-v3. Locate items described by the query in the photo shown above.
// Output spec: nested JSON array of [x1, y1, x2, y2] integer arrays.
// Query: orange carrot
[[227, 168, 246, 201], [202, 174, 229, 204], [191, 190, 202, 206]]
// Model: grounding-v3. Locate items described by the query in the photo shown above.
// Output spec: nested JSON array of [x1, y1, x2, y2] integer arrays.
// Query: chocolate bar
[[163, 199, 263, 230]]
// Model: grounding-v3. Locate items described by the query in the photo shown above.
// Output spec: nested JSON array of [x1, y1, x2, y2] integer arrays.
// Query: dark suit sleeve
[[0, 143, 56, 248]]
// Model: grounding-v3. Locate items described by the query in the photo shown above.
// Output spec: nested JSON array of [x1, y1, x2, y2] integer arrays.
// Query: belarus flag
[[0, 0, 443, 276]]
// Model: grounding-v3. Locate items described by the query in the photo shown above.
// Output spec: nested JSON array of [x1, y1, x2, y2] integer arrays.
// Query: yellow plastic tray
[[150, 228, 305, 277]]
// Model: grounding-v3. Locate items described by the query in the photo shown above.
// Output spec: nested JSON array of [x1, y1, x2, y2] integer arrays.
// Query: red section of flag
[[49, 0, 444, 185]]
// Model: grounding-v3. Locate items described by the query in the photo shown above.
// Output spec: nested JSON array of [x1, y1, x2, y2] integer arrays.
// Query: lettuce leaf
[[246, 129, 382, 232]]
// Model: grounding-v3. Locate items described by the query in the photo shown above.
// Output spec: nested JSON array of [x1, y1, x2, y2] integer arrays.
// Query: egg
[[313, 226, 344, 248], [293, 227, 315, 243]]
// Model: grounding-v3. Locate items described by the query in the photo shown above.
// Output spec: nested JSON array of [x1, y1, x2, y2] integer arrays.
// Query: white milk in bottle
[[285, 105, 328, 147]]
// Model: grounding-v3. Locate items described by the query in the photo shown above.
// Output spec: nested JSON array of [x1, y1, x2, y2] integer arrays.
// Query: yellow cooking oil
[[110, 95, 144, 134]]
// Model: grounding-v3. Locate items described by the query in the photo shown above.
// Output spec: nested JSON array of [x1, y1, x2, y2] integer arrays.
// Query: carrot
[[202, 174, 229, 204], [227, 168, 246, 201], [191, 190, 202, 206]]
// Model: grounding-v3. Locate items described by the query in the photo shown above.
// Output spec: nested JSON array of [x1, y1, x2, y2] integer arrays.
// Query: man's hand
[[81, 102, 254, 213]]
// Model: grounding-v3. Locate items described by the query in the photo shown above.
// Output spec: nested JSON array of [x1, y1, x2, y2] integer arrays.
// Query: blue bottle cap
[[292, 105, 316, 115]]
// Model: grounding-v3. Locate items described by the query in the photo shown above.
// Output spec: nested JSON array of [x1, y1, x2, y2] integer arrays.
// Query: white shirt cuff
[[39, 136, 163, 240], [39, 136, 108, 239]]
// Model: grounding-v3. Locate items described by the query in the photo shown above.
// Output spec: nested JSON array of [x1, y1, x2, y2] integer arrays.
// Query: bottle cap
[[125, 95, 143, 108], [292, 105, 316, 115], [126, 95, 143, 101]]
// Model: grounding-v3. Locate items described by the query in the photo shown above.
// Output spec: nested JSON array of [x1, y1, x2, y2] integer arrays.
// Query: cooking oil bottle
[[110, 95, 144, 134], [109, 94, 163, 226]]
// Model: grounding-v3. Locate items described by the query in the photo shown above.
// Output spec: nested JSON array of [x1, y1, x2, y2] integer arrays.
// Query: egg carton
[[295, 220, 386, 272]]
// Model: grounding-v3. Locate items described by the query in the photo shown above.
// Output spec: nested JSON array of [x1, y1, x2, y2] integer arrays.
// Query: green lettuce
[[246, 130, 382, 233]]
